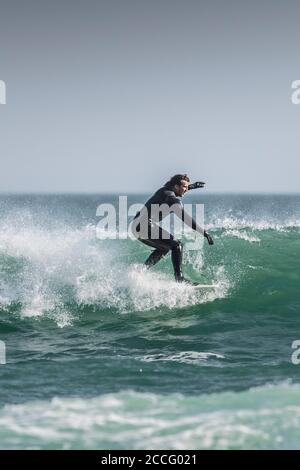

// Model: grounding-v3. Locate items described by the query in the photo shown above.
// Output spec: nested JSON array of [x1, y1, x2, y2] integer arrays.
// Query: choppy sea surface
[[0, 193, 299, 449]]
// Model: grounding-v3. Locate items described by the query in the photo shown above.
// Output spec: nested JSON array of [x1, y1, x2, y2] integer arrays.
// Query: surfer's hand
[[188, 181, 205, 190], [204, 231, 214, 245]]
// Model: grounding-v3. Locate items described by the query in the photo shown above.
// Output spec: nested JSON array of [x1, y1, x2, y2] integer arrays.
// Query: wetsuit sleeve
[[171, 203, 205, 236], [165, 193, 181, 206]]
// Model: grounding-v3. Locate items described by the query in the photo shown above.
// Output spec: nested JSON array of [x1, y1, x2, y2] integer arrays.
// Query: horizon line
[[0, 190, 299, 196]]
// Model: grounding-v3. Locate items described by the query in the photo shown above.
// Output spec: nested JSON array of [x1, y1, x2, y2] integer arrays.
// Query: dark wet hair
[[164, 174, 190, 188]]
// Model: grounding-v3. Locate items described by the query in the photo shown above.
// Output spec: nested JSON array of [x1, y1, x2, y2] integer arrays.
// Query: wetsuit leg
[[155, 225, 184, 280], [170, 240, 183, 281], [145, 248, 168, 267], [138, 238, 170, 267], [138, 224, 184, 279]]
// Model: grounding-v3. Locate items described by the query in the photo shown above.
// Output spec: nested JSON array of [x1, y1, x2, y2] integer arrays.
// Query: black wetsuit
[[132, 184, 205, 281]]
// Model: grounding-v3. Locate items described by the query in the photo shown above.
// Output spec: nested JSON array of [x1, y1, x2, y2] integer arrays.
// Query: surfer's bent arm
[[170, 202, 214, 245], [171, 203, 205, 236]]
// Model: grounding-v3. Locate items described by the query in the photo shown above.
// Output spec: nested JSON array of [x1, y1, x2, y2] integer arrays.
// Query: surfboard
[[193, 284, 219, 289]]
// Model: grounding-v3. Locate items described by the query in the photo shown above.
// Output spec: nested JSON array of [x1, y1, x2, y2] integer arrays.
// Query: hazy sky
[[0, 0, 299, 192]]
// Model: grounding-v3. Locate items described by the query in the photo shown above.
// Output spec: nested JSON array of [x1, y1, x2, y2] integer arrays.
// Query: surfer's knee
[[172, 240, 183, 253]]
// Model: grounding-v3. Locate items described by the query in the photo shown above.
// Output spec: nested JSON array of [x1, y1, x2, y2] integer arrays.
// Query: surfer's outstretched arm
[[171, 203, 214, 245], [188, 181, 205, 190]]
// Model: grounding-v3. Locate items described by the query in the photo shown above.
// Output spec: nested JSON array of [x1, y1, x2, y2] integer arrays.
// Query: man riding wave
[[132, 174, 214, 285]]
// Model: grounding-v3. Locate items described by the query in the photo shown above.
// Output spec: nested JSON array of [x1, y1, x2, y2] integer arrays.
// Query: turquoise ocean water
[[0, 193, 299, 449]]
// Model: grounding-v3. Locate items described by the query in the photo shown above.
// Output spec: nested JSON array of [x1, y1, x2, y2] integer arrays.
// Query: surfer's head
[[165, 174, 190, 197]]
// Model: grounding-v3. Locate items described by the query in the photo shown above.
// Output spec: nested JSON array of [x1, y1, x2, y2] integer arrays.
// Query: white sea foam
[[1, 383, 300, 449], [207, 215, 300, 232], [0, 217, 229, 324], [141, 351, 225, 364], [223, 229, 261, 243]]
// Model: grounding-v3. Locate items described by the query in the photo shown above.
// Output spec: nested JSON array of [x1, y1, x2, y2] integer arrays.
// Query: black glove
[[204, 231, 214, 245], [188, 181, 205, 190]]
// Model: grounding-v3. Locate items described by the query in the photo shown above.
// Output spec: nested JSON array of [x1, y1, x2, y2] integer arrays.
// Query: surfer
[[132, 174, 214, 285]]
